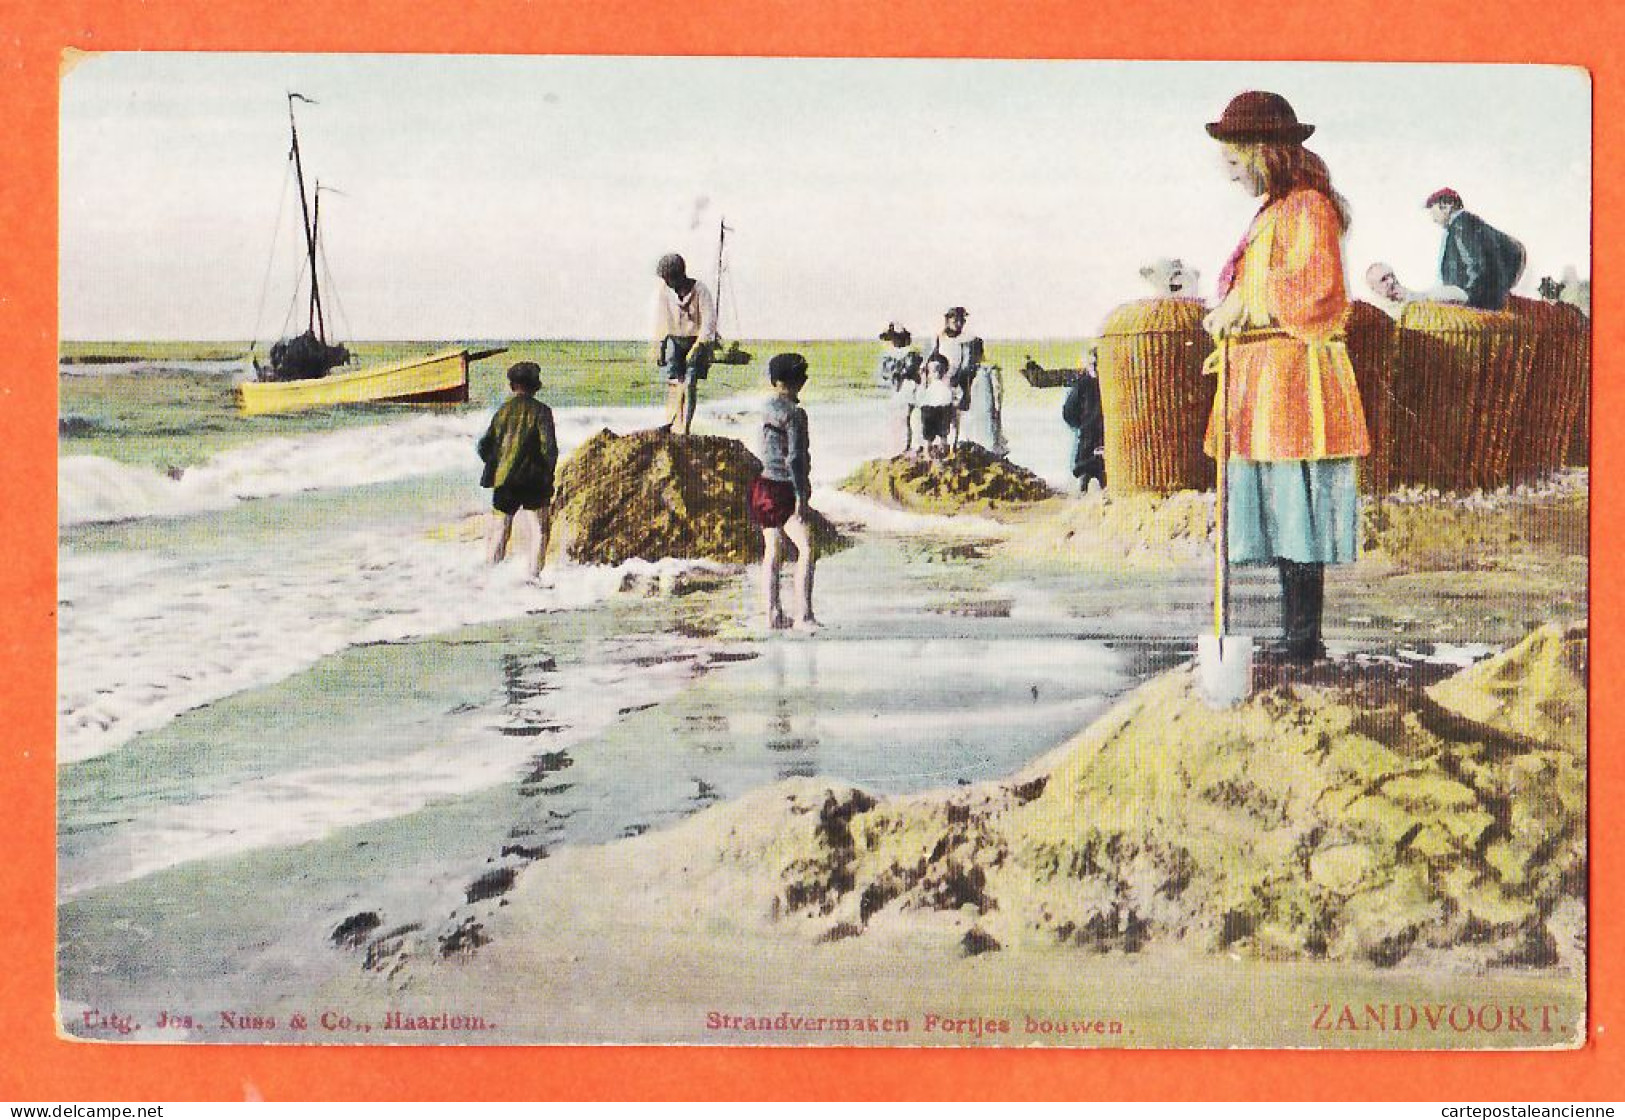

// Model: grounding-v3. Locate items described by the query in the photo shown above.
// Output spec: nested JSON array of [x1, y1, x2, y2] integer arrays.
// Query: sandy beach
[[303, 471, 1588, 1051], [57, 355, 1588, 1051], [314, 632, 1586, 1050]]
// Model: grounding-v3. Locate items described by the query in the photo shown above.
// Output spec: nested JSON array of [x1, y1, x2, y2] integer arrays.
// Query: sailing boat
[[238, 94, 495, 416], [253, 94, 350, 383], [709, 218, 751, 366]]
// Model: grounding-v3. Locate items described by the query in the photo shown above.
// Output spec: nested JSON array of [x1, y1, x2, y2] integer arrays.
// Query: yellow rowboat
[[242, 99, 508, 416], [236, 347, 495, 416]]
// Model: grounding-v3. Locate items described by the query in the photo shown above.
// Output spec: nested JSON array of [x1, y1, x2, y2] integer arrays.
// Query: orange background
[[2, 0, 1618, 1102]]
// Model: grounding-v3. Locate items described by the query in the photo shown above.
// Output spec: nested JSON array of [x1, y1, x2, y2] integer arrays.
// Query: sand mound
[[839, 444, 1054, 515], [1000, 474, 1588, 573], [1000, 489, 1214, 569], [669, 624, 1586, 969], [1427, 623, 1587, 754], [1363, 480, 1589, 571], [551, 428, 846, 565]]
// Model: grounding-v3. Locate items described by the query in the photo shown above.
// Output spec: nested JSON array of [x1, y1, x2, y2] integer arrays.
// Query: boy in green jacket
[[478, 361, 557, 580]]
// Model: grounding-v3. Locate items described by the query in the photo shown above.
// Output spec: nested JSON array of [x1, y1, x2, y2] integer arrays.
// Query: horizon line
[[58, 334, 1104, 347]]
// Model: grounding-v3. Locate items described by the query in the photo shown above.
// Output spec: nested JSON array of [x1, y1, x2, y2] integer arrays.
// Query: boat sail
[[239, 94, 494, 415], [710, 218, 751, 366], [257, 93, 351, 383]]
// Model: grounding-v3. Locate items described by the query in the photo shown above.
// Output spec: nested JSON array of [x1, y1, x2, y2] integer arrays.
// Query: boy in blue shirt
[[748, 353, 818, 631]]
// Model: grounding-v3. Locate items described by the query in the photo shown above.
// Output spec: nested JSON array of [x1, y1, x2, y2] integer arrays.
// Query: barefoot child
[[749, 352, 818, 631], [477, 361, 558, 580], [649, 252, 716, 436], [917, 352, 960, 459]]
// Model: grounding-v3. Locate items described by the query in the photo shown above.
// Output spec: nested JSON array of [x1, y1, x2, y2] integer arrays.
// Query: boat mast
[[713, 217, 730, 339], [310, 180, 328, 342], [287, 92, 326, 344]]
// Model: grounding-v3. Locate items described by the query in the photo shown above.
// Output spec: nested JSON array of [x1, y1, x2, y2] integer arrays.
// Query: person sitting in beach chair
[[1426, 188, 1527, 312], [1138, 257, 1202, 300], [478, 361, 557, 581], [1364, 260, 1466, 319]]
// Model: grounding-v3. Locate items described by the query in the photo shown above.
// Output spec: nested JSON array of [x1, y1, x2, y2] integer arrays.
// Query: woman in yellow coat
[[1202, 91, 1370, 663]]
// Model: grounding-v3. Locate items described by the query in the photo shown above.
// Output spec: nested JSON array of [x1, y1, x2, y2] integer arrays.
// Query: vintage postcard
[[55, 54, 1589, 1052]]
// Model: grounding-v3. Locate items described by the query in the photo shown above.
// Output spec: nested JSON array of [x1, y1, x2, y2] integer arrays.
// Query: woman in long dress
[[962, 359, 1006, 457], [1201, 91, 1371, 663]]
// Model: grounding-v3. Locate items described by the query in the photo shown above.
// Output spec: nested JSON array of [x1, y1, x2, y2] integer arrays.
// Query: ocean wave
[[57, 536, 733, 767], [58, 635, 725, 896], [58, 359, 255, 378], [56, 400, 1076, 766], [59, 399, 1079, 528], [58, 405, 663, 527]]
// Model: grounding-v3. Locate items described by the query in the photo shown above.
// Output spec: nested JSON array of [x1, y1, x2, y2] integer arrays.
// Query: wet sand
[[315, 776, 1584, 1050], [57, 405, 1588, 1049], [310, 479, 1588, 1051]]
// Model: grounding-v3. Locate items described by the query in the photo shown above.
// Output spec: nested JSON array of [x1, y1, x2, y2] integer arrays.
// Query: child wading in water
[[749, 353, 818, 631], [477, 361, 558, 581]]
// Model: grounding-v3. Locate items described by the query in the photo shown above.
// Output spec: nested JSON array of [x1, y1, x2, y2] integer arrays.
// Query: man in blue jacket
[[1061, 347, 1106, 492], [1427, 188, 1526, 311]]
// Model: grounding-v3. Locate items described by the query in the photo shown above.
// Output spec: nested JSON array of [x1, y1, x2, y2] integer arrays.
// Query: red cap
[[1425, 188, 1463, 209]]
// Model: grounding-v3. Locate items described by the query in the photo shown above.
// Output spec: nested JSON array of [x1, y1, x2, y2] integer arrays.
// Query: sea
[[54, 357, 1245, 1037]]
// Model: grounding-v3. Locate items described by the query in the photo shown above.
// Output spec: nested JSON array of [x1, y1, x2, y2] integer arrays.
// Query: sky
[[59, 55, 1591, 342]]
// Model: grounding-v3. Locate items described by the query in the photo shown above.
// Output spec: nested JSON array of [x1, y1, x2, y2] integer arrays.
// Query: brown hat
[[1206, 91, 1315, 144]]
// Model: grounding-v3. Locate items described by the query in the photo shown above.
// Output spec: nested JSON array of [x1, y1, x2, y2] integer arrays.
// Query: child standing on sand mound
[[917, 352, 960, 460], [749, 353, 819, 631], [477, 360, 558, 582]]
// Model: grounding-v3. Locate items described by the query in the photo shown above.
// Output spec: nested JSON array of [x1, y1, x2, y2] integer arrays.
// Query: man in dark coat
[[1426, 188, 1526, 311], [478, 361, 558, 580], [1062, 350, 1106, 492]]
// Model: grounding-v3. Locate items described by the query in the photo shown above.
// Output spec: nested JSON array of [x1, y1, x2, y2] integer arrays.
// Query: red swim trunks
[[748, 476, 798, 529]]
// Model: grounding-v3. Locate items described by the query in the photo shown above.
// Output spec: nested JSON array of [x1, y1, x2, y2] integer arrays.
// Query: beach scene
[[58, 56, 1589, 1048]]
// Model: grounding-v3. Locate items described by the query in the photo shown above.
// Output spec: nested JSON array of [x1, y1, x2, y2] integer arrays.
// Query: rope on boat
[[248, 158, 297, 357], [317, 231, 351, 345], [719, 252, 745, 340], [276, 253, 310, 343]]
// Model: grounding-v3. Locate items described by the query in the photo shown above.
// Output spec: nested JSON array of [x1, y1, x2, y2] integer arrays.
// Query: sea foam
[[57, 533, 728, 767], [58, 400, 1074, 765], [59, 404, 661, 527]]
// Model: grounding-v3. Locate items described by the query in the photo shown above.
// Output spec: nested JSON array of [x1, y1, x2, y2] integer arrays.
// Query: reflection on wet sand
[[766, 642, 821, 779]]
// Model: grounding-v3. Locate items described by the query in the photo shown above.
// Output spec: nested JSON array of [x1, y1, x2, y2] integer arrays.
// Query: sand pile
[[1363, 480, 1589, 571], [550, 428, 846, 565], [681, 623, 1585, 968], [1427, 623, 1587, 753], [839, 444, 1054, 515], [1000, 474, 1587, 573], [999, 489, 1214, 569]]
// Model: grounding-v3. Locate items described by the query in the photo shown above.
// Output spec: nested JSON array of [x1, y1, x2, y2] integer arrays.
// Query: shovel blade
[[1197, 634, 1254, 708]]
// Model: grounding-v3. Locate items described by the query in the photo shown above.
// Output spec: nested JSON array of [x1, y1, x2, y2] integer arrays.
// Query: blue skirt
[[1226, 458, 1361, 566]]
